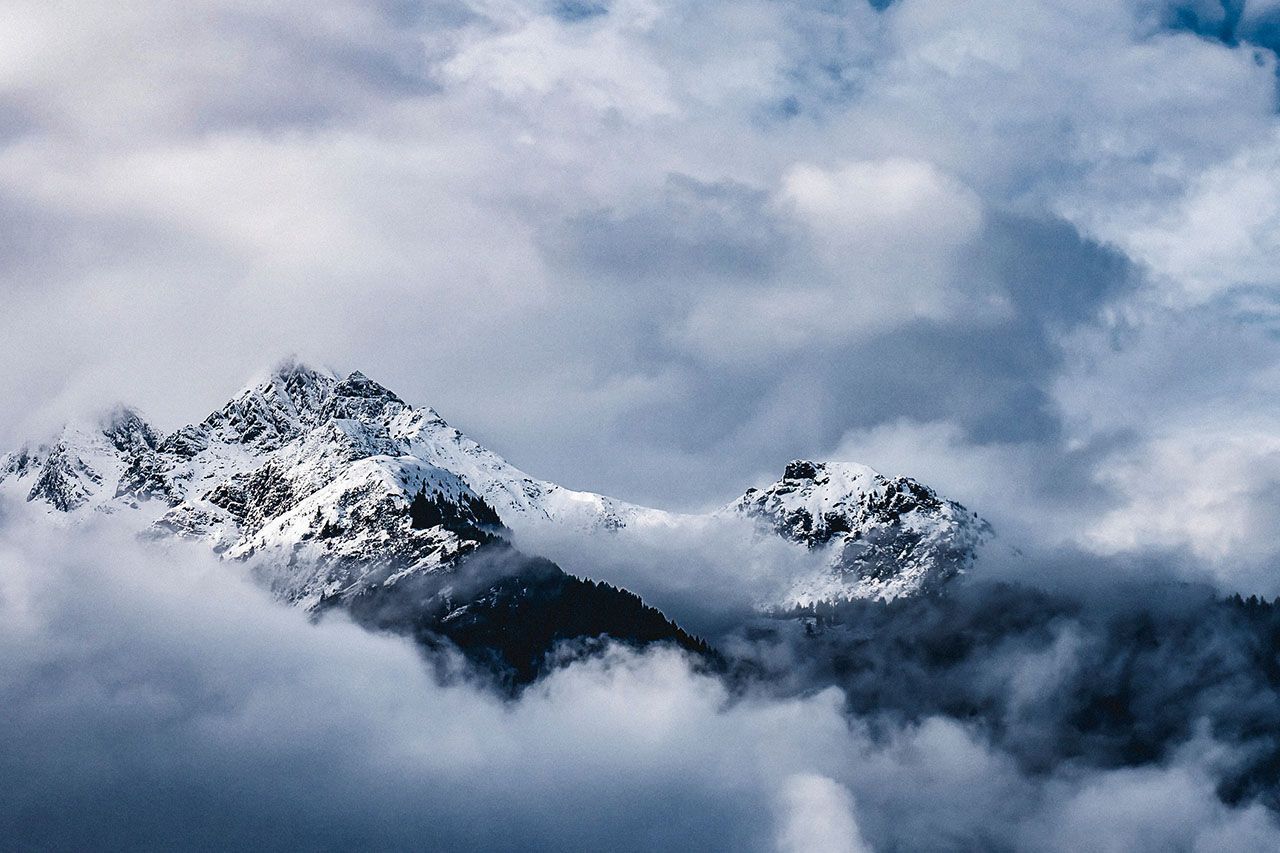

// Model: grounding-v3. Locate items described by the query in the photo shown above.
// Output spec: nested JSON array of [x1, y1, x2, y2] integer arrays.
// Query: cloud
[[1030, 760, 1280, 853], [9, 0, 1280, 847], [1117, 132, 1280, 302], [830, 419, 1118, 551], [775, 774, 871, 853], [1, 0, 1280, 583], [0, 510, 853, 851], [546, 173, 787, 282], [780, 159, 981, 246], [5, 506, 1280, 850], [671, 158, 990, 363], [511, 508, 835, 637], [444, 0, 679, 119]]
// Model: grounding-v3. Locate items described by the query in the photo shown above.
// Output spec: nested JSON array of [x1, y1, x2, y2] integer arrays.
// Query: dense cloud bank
[[4, 0, 1280, 597], [7, 0, 1280, 848], [731, 578, 1280, 808], [0, 520, 839, 852], [3, 515, 1280, 852]]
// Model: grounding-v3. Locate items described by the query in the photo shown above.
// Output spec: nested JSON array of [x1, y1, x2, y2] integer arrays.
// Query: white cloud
[[445, 1, 679, 120], [1031, 760, 1280, 853], [1118, 133, 1280, 301], [3, 0, 1280, 580], [830, 419, 1063, 544], [775, 774, 871, 853], [778, 158, 986, 316], [4, 507, 1278, 849], [673, 159, 995, 364], [1086, 429, 1280, 570], [0, 510, 859, 850]]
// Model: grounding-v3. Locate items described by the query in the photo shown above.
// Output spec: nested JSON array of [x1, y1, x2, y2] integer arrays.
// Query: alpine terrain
[[0, 360, 990, 679]]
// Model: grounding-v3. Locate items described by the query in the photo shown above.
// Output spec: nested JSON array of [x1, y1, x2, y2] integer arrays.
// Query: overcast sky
[[4, 0, 1280, 590]]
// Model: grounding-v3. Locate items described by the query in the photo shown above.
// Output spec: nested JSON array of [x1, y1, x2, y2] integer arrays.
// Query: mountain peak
[[736, 459, 955, 548], [4, 362, 992, 609], [273, 354, 332, 379], [0, 404, 167, 511], [731, 457, 991, 605], [323, 370, 406, 422], [780, 459, 882, 485], [236, 357, 337, 396], [782, 459, 821, 481], [98, 405, 160, 454], [204, 361, 337, 449], [336, 370, 399, 397]]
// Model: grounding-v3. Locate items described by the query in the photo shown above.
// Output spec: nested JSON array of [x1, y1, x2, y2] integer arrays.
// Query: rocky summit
[[1, 361, 990, 680]]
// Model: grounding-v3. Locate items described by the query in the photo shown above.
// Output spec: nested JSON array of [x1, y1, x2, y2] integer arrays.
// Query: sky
[[9, 4, 1280, 848], [4, 0, 1280, 592]]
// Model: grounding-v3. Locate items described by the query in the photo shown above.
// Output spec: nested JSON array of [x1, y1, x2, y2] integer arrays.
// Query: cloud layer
[[8, 4, 1280, 848], [3, 512, 1278, 851], [3, 2, 1280, 585]]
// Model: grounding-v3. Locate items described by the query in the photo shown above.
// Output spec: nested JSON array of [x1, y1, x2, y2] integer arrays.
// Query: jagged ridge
[[0, 362, 712, 684], [730, 459, 992, 605], [1, 361, 992, 617]]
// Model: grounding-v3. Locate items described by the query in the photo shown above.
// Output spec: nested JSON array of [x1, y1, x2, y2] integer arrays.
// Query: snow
[[728, 460, 992, 606], [2, 362, 991, 611]]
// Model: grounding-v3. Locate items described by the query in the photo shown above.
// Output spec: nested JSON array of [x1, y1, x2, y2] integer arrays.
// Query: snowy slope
[[729, 460, 992, 606], [0, 406, 170, 516], [388, 404, 662, 533], [1, 361, 991, 609], [1, 364, 498, 607]]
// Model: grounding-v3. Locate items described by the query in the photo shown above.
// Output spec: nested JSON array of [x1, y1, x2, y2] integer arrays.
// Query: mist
[[2, 503, 1278, 851], [6, 0, 1280, 849]]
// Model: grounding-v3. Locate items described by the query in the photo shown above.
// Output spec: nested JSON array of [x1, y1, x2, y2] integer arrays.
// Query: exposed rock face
[[202, 359, 337, 450], [730, 460, 992, 605], [2, 362, 992, 621], [0, 363, 710, 685], [26, 443, 101, 511]]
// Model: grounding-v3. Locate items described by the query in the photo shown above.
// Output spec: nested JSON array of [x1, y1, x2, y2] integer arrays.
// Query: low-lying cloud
[[0, 513, 845, 851], [2, 506, 1279, 851]]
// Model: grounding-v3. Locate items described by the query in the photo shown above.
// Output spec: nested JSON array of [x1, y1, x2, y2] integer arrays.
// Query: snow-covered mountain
[[0, 361, 990, 612], [730, 460, 991, 606], [0, 361, 714, 686]]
